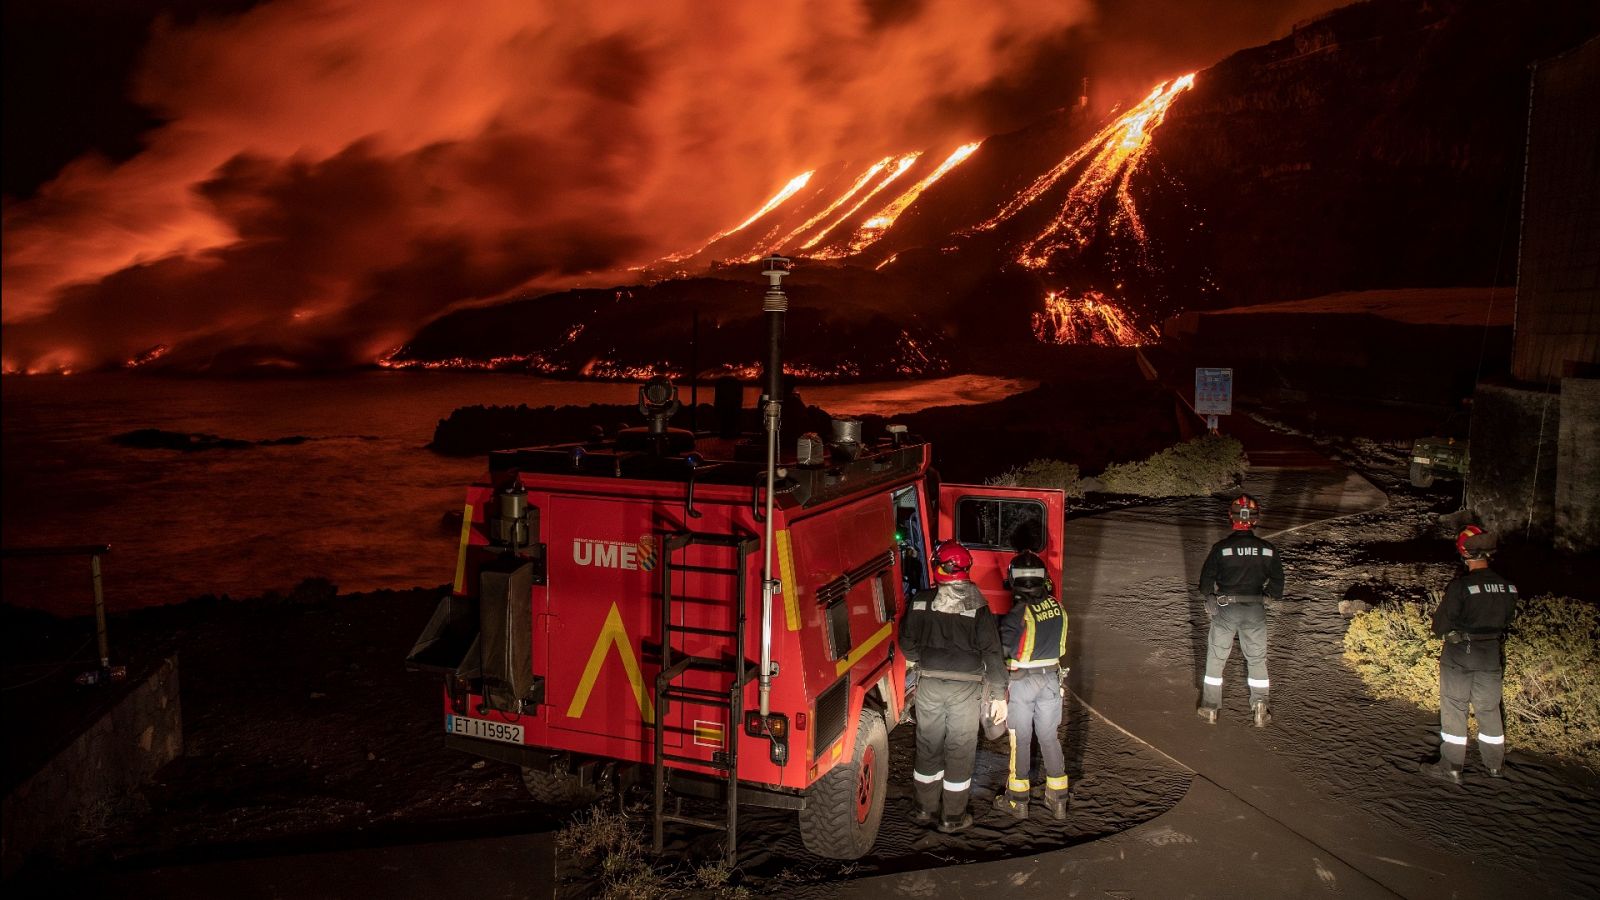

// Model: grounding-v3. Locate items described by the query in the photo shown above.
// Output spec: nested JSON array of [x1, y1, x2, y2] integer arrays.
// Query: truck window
[[955, 497, 1047, 551], [893, 486, 928, 600]]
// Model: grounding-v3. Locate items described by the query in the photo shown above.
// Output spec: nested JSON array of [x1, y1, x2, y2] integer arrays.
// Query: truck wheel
[[1409, 462, 1435, 488], [520, 767, 599, 805], [798, 708, 888, 860]]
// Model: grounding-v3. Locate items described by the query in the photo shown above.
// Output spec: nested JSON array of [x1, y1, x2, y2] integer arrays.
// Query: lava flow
[[975, 74, 1195, 268], [1031, 290, 1160, 346], [799, 153, 922, 254], [741, 157, 896, 263], [836, 141, 983, 256], [662, 171, 815, 263]]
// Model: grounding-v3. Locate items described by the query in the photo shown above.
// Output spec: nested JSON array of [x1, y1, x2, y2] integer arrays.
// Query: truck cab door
[[937, 484, 1066, 615]]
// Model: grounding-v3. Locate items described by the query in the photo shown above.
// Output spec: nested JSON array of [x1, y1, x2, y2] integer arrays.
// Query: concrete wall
[[1555, 377, 1600, 553], [2, 656, 181, 877], [1467, 384, 1562, 543]]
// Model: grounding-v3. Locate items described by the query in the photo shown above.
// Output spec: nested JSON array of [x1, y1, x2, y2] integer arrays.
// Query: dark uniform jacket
[[1197, 528, 1285, 602], [999, 593, 1067, 669], [1431, 568, 1517, 668], [900, 582, 1006, 691]]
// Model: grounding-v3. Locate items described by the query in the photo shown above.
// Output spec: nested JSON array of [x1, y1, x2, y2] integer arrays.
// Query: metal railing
[[2, 544, 114, 672]]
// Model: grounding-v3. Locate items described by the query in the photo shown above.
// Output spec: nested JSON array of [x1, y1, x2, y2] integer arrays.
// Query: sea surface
[[1, 371, 1030, 612]]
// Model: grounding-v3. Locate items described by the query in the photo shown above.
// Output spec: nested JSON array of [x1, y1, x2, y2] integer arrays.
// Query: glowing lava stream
[[1031, 290, 1160, 346], [662, 170, 815, 263], [838, 141, 983, 256], [973, 74, 1195, 269], [742, 157, 896, 262], [800, 153, 921, 253]]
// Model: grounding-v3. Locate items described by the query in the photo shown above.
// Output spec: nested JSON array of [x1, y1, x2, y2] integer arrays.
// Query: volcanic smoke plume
[[1, 0, 1342, 374]]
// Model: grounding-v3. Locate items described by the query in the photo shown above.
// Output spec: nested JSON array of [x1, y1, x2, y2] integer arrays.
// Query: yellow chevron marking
[[777, 529, 801, 631], [452, 502, 474, 593], [836, 622, 895, 676], [566, 602, 654, 723]]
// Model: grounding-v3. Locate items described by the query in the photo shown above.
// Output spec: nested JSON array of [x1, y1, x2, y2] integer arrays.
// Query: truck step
[[660, 813, 728, 832], [668, 624, 738, 639], [661, 751, 732, 770]]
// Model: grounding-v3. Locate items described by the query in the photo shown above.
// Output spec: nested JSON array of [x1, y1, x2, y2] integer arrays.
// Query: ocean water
[[1, 371, 1030, 611]]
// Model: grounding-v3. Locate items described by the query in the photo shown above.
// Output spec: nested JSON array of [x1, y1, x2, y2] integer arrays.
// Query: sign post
[[1195, 368, 1233, 434]]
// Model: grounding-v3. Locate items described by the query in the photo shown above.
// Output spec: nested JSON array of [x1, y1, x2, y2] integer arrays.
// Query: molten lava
[[1031, 291, 1160, 347], [841, 141, 983, 255], [743, 157, 895, 262], [800, 153, 921, 254], [974, 74, 1195, 269], [663, 171, 816, 263]]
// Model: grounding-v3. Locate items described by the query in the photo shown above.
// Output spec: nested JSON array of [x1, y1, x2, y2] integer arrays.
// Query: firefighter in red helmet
[[900, 540, 1006, 833], [1196, 494, 1284, 726], [1420, 524, 1517, 785], [993, 550, 1070, 821]]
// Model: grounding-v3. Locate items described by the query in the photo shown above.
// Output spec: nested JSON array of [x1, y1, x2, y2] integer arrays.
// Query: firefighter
[[1196, 494, 1284, 726], [1420, 525, 1517, 785], [901, 540, 1007, 834], [993, 550, 1070, 821]]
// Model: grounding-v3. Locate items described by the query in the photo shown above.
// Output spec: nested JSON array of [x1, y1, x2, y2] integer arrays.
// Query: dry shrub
[[556, 804, 665, 899], [557, 803, 750, 898], [1343, 594, 1600, 768], [986, 458, 1083, 497], [1098, 434, 1245, 497]]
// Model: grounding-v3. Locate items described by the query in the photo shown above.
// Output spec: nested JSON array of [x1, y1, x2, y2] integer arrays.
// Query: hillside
[[385, 0, 1597, 378]]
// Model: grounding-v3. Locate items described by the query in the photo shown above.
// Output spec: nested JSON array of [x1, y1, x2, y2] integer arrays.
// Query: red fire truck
[[408, 258, 1065, 861]]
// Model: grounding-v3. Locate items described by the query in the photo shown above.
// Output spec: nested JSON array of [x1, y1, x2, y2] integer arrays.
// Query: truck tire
[[520, 766, 599, 805], [798, 707, 888, 860], [1409, 462, 1435, 488]]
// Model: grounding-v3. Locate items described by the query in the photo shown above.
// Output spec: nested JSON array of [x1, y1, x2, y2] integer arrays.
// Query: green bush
[[987, 458, 1083, 498], [1097, 434, 1245, 497], [1343, 594, 1600, 768]]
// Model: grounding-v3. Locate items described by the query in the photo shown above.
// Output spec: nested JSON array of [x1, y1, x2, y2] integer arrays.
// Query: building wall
[[1554, 377, 1600, 553], [1467, 384, 1561, 543], [1513, 36, 1600, 383]]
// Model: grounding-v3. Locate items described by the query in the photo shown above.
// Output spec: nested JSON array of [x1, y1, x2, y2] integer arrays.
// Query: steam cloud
[[1, 0, 1337, 373]]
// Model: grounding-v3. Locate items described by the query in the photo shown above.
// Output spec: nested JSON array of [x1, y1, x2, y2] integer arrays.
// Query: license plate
[[446, 714, 524, 745], [1412, 457, 1431, 465]]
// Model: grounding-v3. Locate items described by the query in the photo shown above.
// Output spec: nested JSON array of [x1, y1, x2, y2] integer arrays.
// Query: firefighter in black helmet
[[993, 550, 1070, 821], [900, 540, 1007, 834], [1196, 494, 1284, 726], [1420, 525, 1517, 785]]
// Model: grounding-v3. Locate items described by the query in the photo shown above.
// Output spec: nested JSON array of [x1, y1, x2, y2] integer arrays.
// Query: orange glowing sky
[[0, 0, 1344, 373]]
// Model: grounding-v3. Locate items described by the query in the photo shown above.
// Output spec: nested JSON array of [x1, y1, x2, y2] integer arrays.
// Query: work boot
[[937, 813, 974, 834], [1196, 705, 1218, 725], [1486, 766, 1505, 779], [1253, 701, 1272, 728], [1044, 788, 1069, 821], [910, 806, 937, 827], [992, 793, 1028, 820], [1418, 760, 1463, 785]]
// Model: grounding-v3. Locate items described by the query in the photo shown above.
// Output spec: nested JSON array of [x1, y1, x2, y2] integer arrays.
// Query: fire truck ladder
[[652, 531, 760, 864]]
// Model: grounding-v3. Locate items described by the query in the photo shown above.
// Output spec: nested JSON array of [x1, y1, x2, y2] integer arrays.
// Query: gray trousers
[[1202, 602, 1269, 708], [912, 677, 982, 819], [1005, 668, 1067, 799], [1439, 644, 1506, 769]]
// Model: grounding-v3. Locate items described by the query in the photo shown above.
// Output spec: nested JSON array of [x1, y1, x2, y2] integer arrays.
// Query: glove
[[1444, 630, 1465, 645], [987, 697, 1008, 723], [1203, 593, 1219, 619]]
